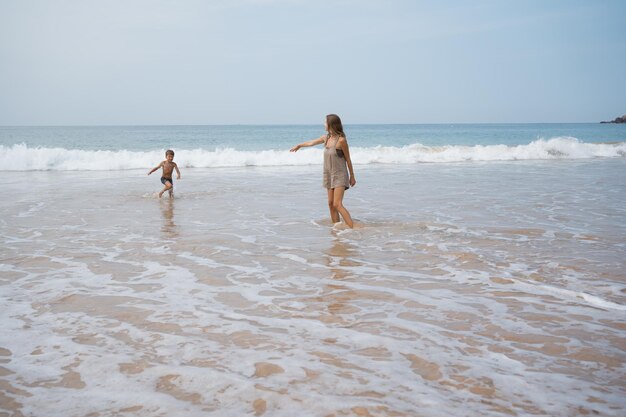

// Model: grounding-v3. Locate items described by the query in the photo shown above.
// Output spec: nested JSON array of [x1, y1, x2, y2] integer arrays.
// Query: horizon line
[[0, 121, 604, 128]]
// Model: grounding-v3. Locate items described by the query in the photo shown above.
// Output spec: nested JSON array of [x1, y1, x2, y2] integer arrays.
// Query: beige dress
[[323, 137, 350, 190]]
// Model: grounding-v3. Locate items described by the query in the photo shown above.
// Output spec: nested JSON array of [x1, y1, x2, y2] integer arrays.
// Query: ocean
[[1, 124, 625, 416]]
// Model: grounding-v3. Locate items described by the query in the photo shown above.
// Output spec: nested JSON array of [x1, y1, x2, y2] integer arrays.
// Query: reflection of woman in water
[[290, 114, 356, 228]]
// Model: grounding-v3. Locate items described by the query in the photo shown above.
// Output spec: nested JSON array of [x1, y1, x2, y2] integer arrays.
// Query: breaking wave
[[1, 137, 624, 171]]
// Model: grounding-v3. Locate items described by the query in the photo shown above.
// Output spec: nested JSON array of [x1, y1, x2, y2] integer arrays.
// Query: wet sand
[[1, 161, 625, 416]]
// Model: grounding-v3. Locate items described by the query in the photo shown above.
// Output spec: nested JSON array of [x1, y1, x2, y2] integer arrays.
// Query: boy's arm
[[148, 161, 163, 175], [174, 163, 181, 179]]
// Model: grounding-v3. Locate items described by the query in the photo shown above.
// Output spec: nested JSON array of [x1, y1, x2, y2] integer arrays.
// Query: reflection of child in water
[[160, 199, 177, 238], [148, 149, 181, 198]]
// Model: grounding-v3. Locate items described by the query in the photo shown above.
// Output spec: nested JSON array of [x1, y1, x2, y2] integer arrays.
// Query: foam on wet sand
[[1, 161, 625, 416]]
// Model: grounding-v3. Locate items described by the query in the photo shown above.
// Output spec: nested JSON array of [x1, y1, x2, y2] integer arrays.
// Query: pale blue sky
[[1, 0, 625, 125]]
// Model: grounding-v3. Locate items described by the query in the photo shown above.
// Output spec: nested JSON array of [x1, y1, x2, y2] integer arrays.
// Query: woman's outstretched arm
[[290, 135, 325, 152]]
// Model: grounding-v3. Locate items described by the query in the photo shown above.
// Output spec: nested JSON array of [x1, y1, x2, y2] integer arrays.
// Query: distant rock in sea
[[600, 114, 626, 124]]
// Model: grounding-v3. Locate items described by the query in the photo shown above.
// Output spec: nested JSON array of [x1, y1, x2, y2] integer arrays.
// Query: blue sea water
[[0, 123, 625, 171], [1, 123, 625, 416], [1, 123, 625, 152]]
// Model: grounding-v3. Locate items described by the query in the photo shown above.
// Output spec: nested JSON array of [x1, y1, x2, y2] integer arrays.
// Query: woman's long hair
[[326, 114, 346, 138]]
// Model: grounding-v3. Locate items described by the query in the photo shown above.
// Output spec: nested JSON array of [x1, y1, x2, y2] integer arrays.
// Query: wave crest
[[1, 137, 624, 171]]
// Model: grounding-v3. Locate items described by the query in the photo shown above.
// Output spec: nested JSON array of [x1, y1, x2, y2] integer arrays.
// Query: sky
[[1, 0, 625, 125]]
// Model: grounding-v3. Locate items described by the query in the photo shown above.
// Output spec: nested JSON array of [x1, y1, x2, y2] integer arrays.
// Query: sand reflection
[[160, 199, 178, 238]]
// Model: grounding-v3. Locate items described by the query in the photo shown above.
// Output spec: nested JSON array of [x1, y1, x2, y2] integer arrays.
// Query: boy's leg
[[159, 181, 173, 198]]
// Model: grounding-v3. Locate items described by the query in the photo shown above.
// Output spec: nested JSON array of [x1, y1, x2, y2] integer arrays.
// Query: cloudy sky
[[1, 0, 625, 125]]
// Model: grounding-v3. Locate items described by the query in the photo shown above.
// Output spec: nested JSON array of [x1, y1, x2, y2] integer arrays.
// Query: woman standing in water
[[290, 114, 356, 228]]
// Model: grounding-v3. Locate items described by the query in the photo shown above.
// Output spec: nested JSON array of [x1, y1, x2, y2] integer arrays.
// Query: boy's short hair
[[165, 149, 175, 156]]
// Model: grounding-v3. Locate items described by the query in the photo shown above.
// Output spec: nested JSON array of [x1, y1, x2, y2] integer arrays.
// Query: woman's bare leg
[[327, 189, 340, 223], [332, 187, 353, 228]]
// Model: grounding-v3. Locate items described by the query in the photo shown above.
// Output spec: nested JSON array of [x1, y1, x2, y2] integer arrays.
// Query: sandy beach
[[1, 160, 625, 416]]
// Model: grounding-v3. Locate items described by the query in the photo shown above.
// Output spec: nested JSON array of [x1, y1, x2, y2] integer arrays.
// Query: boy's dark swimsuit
[[161, 177, 173, 186]]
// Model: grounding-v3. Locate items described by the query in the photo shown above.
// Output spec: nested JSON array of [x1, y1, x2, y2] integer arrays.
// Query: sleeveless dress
[[323, 137, 350, 190]]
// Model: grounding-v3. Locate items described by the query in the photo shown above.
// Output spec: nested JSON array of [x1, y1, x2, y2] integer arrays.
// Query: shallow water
[[1, 160, 625, 416]]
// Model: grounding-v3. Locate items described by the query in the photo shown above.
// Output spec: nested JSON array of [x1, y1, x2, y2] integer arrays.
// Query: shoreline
[[1, 159, 625, 416]]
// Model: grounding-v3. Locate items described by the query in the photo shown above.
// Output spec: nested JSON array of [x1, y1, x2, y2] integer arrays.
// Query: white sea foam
[[2, 160, 626, 417], [534, 284, 626, 311], [1, 137, 624, 171]]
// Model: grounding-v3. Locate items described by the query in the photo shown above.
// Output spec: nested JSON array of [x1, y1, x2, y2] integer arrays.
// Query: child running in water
[[148, 149, 181, 198]]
